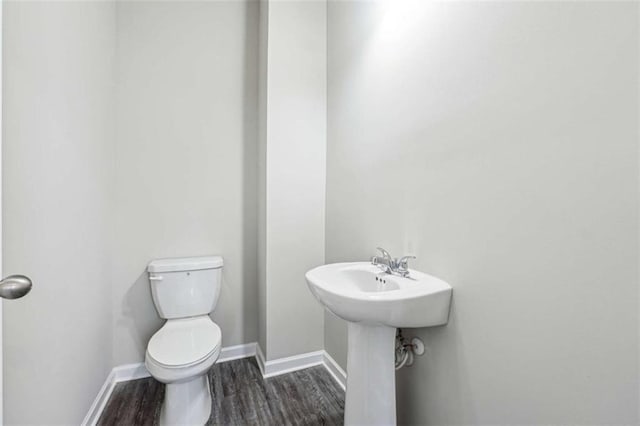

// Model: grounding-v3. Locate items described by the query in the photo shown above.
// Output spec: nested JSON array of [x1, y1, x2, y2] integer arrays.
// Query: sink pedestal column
[[345, 323, 396, 426]]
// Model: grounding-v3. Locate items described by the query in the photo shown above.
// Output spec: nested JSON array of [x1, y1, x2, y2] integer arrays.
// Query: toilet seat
[[147, 316, 221, 369]]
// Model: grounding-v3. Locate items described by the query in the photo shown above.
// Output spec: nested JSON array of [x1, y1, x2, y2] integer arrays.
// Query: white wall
[[258, 0, 326, 360], [326, 1, 639, 424], [2, 1, 116, 423], [113, 0, 259, 365]]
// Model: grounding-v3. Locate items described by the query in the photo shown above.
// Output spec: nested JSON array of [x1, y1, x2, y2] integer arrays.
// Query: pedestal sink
[[305, 262, 452, 426]]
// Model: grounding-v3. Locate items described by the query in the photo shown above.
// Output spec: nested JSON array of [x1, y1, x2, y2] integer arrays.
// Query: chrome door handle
[[0, 275, 32, 299]]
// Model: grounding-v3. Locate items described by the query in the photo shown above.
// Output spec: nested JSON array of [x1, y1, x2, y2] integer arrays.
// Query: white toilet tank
[[147, 256, 223, 319]]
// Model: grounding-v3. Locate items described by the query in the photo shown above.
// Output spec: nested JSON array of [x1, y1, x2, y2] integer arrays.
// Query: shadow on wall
[[117, 271, 163, 361], [396, 296, 477, 425], [241, 0, 259, 346]]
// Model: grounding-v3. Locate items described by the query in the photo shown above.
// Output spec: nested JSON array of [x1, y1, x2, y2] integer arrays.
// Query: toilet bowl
[[145, 256, 224, 426], [145, 316, 222, 425]]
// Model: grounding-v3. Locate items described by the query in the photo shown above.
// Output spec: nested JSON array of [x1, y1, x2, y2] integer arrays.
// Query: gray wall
[[3, 1, 116, 423], [257, 0, 269, 357], [2, 2, 260, 422], [326, 1, 639, 424], [113, 0, 259, 365], [257, 0, 326, 361]]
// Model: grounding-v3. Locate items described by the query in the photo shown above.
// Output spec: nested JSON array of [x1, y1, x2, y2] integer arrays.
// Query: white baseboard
[[81, 342, 257, 426], [255, 344, 346, 389], [322, 351, 346, 391], [81, 369, 116, 426], [255, 343, 267, 376], [219, 342, 257, 362], [83, 342, 346, 426], [255, 345, 324, 378], [112, 362, 151, 382]]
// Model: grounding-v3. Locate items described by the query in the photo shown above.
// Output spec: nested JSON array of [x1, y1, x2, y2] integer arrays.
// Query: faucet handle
[[376, 247, 393, 261], [396, 255, 416, 270]]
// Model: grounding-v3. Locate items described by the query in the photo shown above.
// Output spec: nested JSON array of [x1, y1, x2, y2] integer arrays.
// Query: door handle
[[0, 275, 32, 299]]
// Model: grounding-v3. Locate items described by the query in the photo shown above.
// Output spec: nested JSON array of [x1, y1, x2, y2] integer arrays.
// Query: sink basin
[[305, 262, 452, 426], [305, 262, 451, 327]]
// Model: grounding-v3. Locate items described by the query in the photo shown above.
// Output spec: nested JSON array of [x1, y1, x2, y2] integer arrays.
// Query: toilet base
[[160, 374, 212, 426]]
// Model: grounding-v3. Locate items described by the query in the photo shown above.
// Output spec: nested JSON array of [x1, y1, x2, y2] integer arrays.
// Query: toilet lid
[[148, 317, 221, 368]]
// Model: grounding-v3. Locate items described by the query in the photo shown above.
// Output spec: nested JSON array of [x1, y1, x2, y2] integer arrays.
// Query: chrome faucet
[[370, 247, 416, 277], [372, 247, 393, 274]]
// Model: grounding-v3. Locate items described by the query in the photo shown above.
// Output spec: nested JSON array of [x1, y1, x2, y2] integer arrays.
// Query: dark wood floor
[[98, 358, 345, 426]]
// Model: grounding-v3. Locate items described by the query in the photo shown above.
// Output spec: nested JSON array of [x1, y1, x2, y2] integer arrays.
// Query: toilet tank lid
[[147, 256, 223, 273]]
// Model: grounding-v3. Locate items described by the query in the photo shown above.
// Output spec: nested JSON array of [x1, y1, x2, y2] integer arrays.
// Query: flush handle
[[149, 275, 163, 281], [0, 275, 32, 299]]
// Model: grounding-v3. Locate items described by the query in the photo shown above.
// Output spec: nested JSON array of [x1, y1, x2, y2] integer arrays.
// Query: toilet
[[145, 256, 224, 426]]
